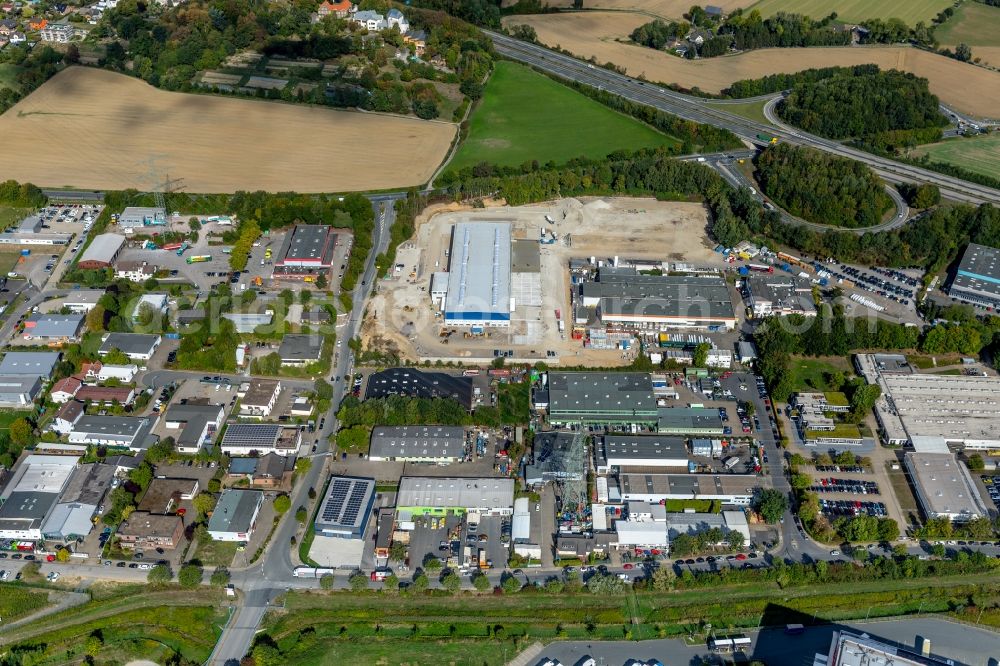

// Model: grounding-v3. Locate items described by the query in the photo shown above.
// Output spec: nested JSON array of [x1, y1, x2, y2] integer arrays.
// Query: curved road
[[488, 32, 1000, 206]]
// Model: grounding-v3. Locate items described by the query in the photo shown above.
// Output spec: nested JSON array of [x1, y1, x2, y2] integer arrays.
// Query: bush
[[147, 564, 172, 585], [320, 574, 335, 590], [178, 563, 204, 588], [210, 568, 230, 587], [349, 572, 369, 591]]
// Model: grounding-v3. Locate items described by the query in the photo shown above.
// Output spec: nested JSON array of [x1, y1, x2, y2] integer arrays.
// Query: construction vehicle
[[185, 254, 212, 264], [303, 276, 315, 283]]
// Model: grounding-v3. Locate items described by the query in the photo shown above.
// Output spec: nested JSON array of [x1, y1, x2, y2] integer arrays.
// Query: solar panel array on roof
[[314, 475, 376, 539]]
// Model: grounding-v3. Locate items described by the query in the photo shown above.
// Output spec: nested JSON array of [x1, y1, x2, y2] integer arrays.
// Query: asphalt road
[[488, 32, 1000, 206], [207, 193, 404, 665]]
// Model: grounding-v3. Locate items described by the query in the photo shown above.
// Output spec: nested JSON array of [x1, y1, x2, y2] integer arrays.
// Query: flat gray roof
[[26, 314, 83, 338], [950, 243, 1000, 302], [547, 372, 657, 421], [276, 225, 336, 266], [601, 435, 688, 463], [278, 334, 322, 362], [587, 269, 736, 322], [0, 490, 60, 532], [657, 407, 725, 432], [397, 476, 514, 511], [60, 463, 115, 505], [445, 222, 511, 322], [904, 452, 987, 521], [0, 351, 60, 376], [208, 489, 263, 534], [619, 473, 769, 498], [80, 233, 125, 264], [72, 415, 149, 439], [369, 425, 466, 460], [745, 274, 816, 314], [99, 333, 159, 356]]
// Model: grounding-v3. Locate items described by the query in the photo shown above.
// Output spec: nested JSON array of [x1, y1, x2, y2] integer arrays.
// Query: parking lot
[[403, 512, 509, 574]]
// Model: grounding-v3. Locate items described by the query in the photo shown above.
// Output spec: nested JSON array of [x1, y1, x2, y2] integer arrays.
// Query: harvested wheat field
[[500, 0, 753, 18], [503, 12, 1000, 118], [0, 67, 456, 193]]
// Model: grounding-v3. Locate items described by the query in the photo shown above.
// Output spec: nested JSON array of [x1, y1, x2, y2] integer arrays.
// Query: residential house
[[163, 399, 225, 454], [39, 21, 73, 42], [117, 511, 184, 550], [403, 29, 426, 55], [227, 453, 291, 488], [317, 0, 353, 18], [0, 20, 17, 36], [27, 17, 46, 31], [97, 364, 138, 383], [79, 361, 102, 380], [75, 385, 136, 406], [207, 489, 263, 541], [219, 423, 301, 456], [67, 415, 154, 451], [98, 333, 160, 361], [50, 376, 82, 403], [136, 477, 199, 513], [115, 261, 156, 283], [50, 400, 84, 435], [351, 9, 384, 30], [386, 8, 408, 33], [238, 379, 280, 418], [8, 31, 25, 44]]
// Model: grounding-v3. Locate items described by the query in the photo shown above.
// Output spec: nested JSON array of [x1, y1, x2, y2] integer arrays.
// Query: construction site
[[362, 197, 725, 365]]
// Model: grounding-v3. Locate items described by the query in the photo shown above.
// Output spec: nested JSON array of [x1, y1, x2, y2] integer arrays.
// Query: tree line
[[755, 144, 892, 228], [777, 69, 946, 140]]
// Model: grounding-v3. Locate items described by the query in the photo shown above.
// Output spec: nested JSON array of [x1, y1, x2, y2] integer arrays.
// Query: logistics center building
[[273, 225, 338, 279], [947, 242, 1000, 310], [443, 222, 511, 328]]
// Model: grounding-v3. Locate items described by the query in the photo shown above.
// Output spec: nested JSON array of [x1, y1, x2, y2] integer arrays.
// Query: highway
[[488, 32, 1000, 206]]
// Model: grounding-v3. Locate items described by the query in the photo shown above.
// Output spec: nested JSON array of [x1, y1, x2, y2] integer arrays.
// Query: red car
[[735, 553, 747, 561], [623, 563, 634, 570]]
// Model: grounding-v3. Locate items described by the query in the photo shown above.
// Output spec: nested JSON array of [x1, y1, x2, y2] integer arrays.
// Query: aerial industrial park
[[3, 0, 1000, 664]]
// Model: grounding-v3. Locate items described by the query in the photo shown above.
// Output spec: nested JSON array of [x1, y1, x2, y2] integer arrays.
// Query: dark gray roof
[[951, 243, 1000, 303], [26, 314, 84, 338], [0, 351, 60, 376], [221, 423, 282, 450], [278, 334, 323, 362], [99, 333, 159, 356], [511, 239, 541, 273], [60, 463, 115, 505], [364, 368, 475, 409], [591, 269, 735, 321], [276, 225, 336, 266], [165, 401, 223, 447], [657, 407, 724, 432], [369, 425, 465, 460], [546, 372, 657, 422], [600, 435, 688, 465], [0, 490, 59, 532]]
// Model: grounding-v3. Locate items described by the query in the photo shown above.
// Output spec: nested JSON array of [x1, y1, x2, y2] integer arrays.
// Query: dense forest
[[724, 64, 875, 98], [719, 11, 849, 50], [777, 69, 946, 139], [754, 144, 892, 228], [0, 45, 67, 115]]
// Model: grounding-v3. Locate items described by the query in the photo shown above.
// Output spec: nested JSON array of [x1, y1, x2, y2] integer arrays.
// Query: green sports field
[[912, 133, 1000, 180], [448, 61, 678, 173], [934, 1, 1000, 46], [747, 0, 953, 26]]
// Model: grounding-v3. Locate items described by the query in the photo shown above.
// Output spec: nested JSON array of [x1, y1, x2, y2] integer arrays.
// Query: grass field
[[0, 586, 51, 623], [0, 408, 31, 431], [258, 574, 1000, 664], [448, 61, 678, 173], [788, 356, 852, 392], [192, 536, 237, 568], [507, 0, 754, 18], [911, 133, 1000, 180], [0, 206, 30, 230], [705, 99, 769, 125], [501, 13, 1000, 118], [0, 67, 456, 193], [934, 2, 1000, 47], [747, 0, 952, 25], [0, 588, 227, 665]]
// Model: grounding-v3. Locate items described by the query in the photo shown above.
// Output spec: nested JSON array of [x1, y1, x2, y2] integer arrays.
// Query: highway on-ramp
[[488, 32, 1000, 206]]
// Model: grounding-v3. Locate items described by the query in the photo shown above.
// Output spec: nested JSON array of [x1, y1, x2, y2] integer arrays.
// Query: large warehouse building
[[543, 372, 658, 426], [596, 435, 689, 474], [904, 449, 987, 522], [580, 268, 736, 330], [273, 225, 338, 280], [396, 477, 514, 517], [368, 425, 466, 464], [856, 354, 1000, 449], [0, 455, 78, 540], [947, 242, 1000, 309], [443, 222, 512, 328], [616, 473, 768, 506]]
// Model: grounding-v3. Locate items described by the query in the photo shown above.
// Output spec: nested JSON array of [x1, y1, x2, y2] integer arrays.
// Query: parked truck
[[748, 263, 774, 273], [756, 134, 779, 144], [185, 254, 212, 264], [723, 456, 741, 471], [478, 548, 488, 569], [175, 242, 190, 256]]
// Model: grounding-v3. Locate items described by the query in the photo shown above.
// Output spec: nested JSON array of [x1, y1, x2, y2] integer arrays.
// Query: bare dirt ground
[[500, 0, 753, 17], [362, 196, 717, 366], [0, 67, 456, 193], [502, 12, 1000, 119]]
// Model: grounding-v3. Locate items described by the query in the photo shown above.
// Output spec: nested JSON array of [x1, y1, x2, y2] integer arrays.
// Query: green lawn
[[0, 207, 30, 231], [706, 99, 770, 125], [192, 536, 237, 568], [747, 0, 952, 25], [0, 408, 32, 431], [448, 61, 678, 173], [934, 1, 1000, 47], [788, 356, 852, 392], [911, 133, 1000, 181]]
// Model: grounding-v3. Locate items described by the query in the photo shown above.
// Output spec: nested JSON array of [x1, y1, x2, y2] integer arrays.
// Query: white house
[[39, 22, 74, 43], [50, 377, 82, 403], [115, 261, 156, 283], [97, 364, 139, 383], [351, 9, 384, 30], [386, 8, 409, 34]]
